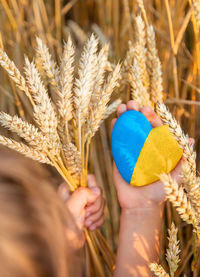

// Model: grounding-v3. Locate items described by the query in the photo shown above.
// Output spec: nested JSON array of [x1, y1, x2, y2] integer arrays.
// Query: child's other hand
[[58, 175, 105, 242], [111, 100, 183, 210]]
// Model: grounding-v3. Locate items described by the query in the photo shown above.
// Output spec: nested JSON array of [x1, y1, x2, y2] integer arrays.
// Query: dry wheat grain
[[181, 163, 200, 224], [166, 222, 180, 277], [0, 112, 51, 151], [63, 142, 81, 180], [0, 48, 33, 104], [123, 40, 135, 80], [91, 43, 110, 105], [36, 37, 60, 92], [130, 58, 149, 106], [157, 102, 196, 173], [192, 0, 200, 26], [102, 99, 122, 121], [24, 57, 60, 154], [74, 34, 99, 126], [58, 36, 74, 122], [147, 25, 163, 103], [149, 263, 169, 277], [87, 63, 121, 140], [160, 173, 198, 228], [0, 135, 52, 165], [134, 15, 150, 93]]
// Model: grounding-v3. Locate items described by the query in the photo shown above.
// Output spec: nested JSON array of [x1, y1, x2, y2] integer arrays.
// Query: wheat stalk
[[0, 48, 33, 105], [160, 173, 198, 228], [24, 56, 60, 154], [147, 25, 163, 103], [63, 142, 81, 180], [166, 222, 180, 277], [123, 40, 135, 81], [58, 36, 74, 122], [181, 162, 200, 224], [149, 263, 170, 277], [35, 37, 60, 93], [157, 102, 196, 173], [87, 63, 121, 141], [74, 34, 99, 127], [0, 112, 51, 151], [130, 58, 148, 106], [0, 135, 52, 165], [90, 43, 110, 105], [134, 15, 150, 94]]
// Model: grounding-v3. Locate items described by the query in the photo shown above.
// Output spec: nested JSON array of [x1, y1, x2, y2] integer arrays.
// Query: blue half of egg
[[111, 110, 152, 184], [111, 110, 183, 186]]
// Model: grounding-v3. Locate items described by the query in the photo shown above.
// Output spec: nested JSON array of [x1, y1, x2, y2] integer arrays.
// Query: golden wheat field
[[0, 0, 200, 276]]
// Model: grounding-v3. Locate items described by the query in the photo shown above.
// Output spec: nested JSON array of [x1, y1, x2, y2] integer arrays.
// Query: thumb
[[67, 187, 99, 213]]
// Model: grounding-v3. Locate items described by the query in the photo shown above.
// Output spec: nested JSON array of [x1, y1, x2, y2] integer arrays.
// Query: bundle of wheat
[[0, 34, 121, 276]]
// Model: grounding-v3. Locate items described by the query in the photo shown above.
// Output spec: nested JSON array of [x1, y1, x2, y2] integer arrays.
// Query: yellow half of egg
[[130, 125, 183, 186]]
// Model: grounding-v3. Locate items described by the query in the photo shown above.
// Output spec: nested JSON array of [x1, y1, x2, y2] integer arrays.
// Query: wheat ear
[[63, 143, 81, 180], [0, 112, 52, 151], [91, 43, 110, 105], [181, 163, 200, 223], [157, 102, 196, 173], [87, 63, 121, 141], [35, 37, 60, 93], [123, 40, 135, 82], [134, 15, 150, 94], [58, 36, 74, 122], [0, 48, 33, 105], [192, 0, 200, 26], [102, 99, 122, 121], [147, 25, 163, 103], [74, 34, 99, 126], [0, 135, 52, 165], [24, 57, 60, 154], [166, 222, 180, 277], [149, 263, 169, 277], [160, 174, 198, 228], [130, 58, 148, 106]]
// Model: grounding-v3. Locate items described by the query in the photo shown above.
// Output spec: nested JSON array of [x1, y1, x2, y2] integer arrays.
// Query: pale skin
[[59, 100, 186, 276], [112, 100, 183, 277], [58, 175, 105, 249]]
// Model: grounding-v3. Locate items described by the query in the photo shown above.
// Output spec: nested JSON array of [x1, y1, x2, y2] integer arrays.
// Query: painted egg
[[111, 110, 183, 186]]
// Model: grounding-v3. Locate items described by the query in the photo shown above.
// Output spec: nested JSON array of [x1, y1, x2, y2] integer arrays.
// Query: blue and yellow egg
[[111, 110, 183, 186]]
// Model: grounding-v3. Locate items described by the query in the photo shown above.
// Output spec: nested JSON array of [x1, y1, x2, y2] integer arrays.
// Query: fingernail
[[86, 211, 91, 217], [90, 225, 96, 231], [86, 220, 92, 227], [119, 104, 126, 113], [90, 187, 100, 196]]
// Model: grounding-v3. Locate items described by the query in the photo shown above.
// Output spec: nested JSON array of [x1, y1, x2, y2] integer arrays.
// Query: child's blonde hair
[[0, 147, 82, 277]]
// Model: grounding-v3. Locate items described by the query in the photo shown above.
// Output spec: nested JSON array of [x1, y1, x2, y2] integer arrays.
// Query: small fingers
[[88, 216, 105, 231], [111, 118, 117, 133], [85, 192, 104, 215], [87, 174, 99, 188], [140, 106, 162, 127], [85, 199, 105, 227], [127, 100, 140, 111], [189, 138, 195, 145], [117, 103, 127, 117]]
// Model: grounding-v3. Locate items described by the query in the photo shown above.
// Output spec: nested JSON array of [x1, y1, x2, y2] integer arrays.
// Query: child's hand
[[111, 100, 183, 210], [58, 175, 105, 248]]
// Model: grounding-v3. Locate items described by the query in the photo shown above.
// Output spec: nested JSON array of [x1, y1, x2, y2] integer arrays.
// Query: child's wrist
[[121, 202, 165, 216]]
